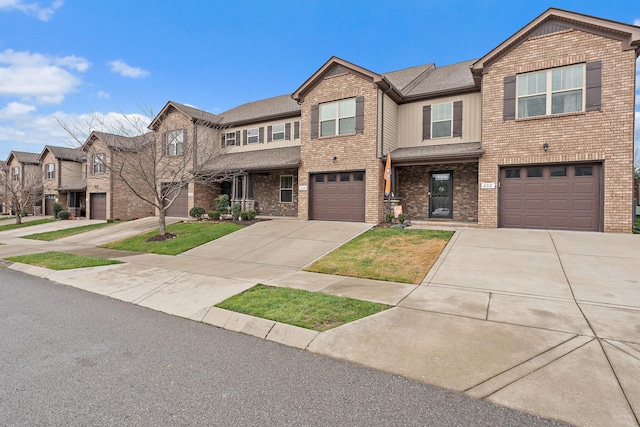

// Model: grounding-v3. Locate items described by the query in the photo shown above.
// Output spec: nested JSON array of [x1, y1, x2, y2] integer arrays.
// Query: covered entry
[[499, 163, 601, 231], [310, 172, 365, 222]]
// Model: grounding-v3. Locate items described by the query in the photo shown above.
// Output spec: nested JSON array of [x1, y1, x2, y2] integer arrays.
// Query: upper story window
[[247, 128, 259, 144], [46, 163, 55, 179], [517, 64, 584, 118], [12, 167, 19, 181], [92, 154, 105, 174], [320, 98, 356, 137], [432, 103, 452, 138], [225, 131, 236, 146], [272, 124, 285, 141], [166, 129, 185, 156]]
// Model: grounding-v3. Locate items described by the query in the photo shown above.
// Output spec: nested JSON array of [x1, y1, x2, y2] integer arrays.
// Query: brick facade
[[478, 29, 636, 232], [298, 73, 384, 223], [397, 162, 478, 221], [253, 170, 298, 217]]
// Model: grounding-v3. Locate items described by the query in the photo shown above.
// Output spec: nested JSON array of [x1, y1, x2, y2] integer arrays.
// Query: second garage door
[[163, 183, 189, 217], [310, 172, 365, 222], [90, 193, 107, 220], [499, 163, 601, 231]]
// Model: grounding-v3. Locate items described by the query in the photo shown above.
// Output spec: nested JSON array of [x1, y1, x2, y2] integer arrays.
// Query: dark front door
[[429, 172, 453, 219]]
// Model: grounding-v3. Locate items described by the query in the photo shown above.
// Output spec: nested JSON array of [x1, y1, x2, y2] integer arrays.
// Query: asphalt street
[[0, 268, 567, 426]]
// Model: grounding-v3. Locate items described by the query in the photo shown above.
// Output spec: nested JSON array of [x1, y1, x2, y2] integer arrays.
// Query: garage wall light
[[543, 143, 549, 152], [332, 156, 337, 163]]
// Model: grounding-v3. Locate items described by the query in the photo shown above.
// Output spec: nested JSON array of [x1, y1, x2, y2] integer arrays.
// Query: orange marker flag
[[384, 152, 391, 197]]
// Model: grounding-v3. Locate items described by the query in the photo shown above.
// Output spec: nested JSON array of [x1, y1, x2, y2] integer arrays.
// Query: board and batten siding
[[380, 91, 399, 156], [224, 117, 302, 154], [397, 92, 481, 148]]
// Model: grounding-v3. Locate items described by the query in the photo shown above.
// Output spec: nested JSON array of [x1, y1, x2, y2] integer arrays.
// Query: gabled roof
[[473, 8, 640, 74], [82, 131, 154, 153], [204, 146, 301, 172], [217, 94, 300, 127], [39, 145, 85, 163], [7, 151, 41, 165], [382, 63, 435, 93], [398, 60, 478, 100], [149, 101, 219, 130]]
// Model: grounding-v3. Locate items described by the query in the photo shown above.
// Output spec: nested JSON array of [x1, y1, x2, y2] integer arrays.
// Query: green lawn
[[0, 218, 54, 232], [101, 221, 244, 255], [216, 284, 391, 332], [0, 216, 15, 222], [634, 217, 640, 234], [5, 251, 122, 270], [22, 222, 114, 241], [306, 227, 453, 284]]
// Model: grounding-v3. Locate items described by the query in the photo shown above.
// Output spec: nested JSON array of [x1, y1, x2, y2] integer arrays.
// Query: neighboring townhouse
[[0, 161, 7, 213], [39, 145, 86, 217], [5, 151, 42, 215], [82, 132, 156, 221]]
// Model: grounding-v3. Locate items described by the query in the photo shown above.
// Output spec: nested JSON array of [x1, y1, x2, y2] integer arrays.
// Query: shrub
[[246, 210, 256, 220], [240, 211, 249, 221], [189, 206, 206, 220], [53, 202, 63, 218], [385, 212, 394, 223], [231, 203, 242, 220], [22, 210, 29, 217], [208, 211, 220, 220], [397, 213, 406, 223], [57, 210, 71, 220], [215, 194, 230, 213]]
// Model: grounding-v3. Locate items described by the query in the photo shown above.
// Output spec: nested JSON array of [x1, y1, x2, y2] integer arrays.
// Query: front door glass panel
[[430, 172, 453, 219]]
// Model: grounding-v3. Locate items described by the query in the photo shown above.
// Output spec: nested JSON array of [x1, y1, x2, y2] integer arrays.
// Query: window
[[517, 64, 584, 118], [505, 169, 521, 179], [280, 175, 293, 203], [166, 130, 184, 155], [575, 166, 593, 177], [272, 124, 285, 141], [12, 167, 19, 181], [46, 163, 55, 179], [225, 131, 236, 146], [247, 128, 259, 144], [527, 168, 543, 178], [92, 154, 105, 174], [432, 103, 452, 138], [320, 98, 356, 137], [550, 167, 567, 177]]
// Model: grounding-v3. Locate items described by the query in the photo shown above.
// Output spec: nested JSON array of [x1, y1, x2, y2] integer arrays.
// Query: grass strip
[[216, 284, 391, 332], [5, 251, 122, 270], [306, 227, 453, 284], [22, 222, 114, 241], [102, 221, 244, 255], [0, 218, 54, 232]]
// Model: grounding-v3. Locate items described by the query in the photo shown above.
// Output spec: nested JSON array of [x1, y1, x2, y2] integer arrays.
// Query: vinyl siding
[[224, 117, 302, 153]]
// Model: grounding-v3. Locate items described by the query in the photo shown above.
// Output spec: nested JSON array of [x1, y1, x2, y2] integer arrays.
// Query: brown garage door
[[499, 163, 601, 231], [163, 183, 189, 217], [310, 172, 365, 222], [44, 195, 56, 216], [90, 193, 107, 220]]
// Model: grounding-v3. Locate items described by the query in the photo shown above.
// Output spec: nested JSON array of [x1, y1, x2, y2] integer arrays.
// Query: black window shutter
[[294, 121, 300, 139], [355, 96, 364, 134], [259, 127, 264, 143], [452, 101, 463, 137], [285, 123, 291, 140], [235, 131, 240, 145], [311, 104, 319, 139], [243, 129, 247, 145], [221, 133, 225, 147], [267, 126, 273, 142], [422, 105, 431, 140], [585, 61, 602, 112], [503, 75, 516, 121]]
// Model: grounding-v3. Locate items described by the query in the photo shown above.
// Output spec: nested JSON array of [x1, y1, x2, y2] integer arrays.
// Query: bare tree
[[2, 164, 43, 224], [57, 110, 235, 236]]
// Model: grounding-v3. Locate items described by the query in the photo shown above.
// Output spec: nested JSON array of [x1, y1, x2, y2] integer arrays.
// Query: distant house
[[39, 145, 86, 217], [5, 151, 42, 216]]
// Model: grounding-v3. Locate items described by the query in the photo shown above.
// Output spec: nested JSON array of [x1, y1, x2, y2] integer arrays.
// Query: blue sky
[[0, 0, 638, 160]]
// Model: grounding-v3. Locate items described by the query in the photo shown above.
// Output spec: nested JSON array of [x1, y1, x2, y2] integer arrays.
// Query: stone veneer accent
[[478, 29, 636, 233], [298, 72, 384, 223], [252, 170, 298, 217], [397, 162, 478, 222]]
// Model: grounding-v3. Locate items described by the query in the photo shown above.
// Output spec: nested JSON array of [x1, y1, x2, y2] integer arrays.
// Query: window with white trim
[[225, 131, 236, 146], [12, 167, 19, 181], [517, 64, 584, 118], [92, 154, 105, 174], [320, 98, 356, 137], [280, 175, 293, 203], [247, 128, 259, 144], [272, 124, 285, 141], [166, 129, 184, 155], [432, 103, 452, 138], [46, 163, 55, 179]]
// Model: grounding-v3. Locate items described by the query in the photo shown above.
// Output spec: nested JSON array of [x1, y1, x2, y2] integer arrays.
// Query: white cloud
[[108, 60, 150, 78], [0, 0, 64, 21], [97, 91, 110, 99], [0, 101, 36, 119], [0, 49, 89, 104], [634, 18, 640, 26]]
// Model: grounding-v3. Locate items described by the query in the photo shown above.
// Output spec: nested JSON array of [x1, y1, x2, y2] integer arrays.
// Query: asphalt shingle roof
[[11, 151, 41, 164], [399, 60, 478, 98], [205, 146, 301, 172], [382, 63, 434, 93], [389, 142, 483, 163], [217, 94, 301, 126], [43, 145, 85, 162]]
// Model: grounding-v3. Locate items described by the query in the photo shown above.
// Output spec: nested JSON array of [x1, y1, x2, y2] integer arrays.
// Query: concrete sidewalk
[[0, 219, 638, 426]]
